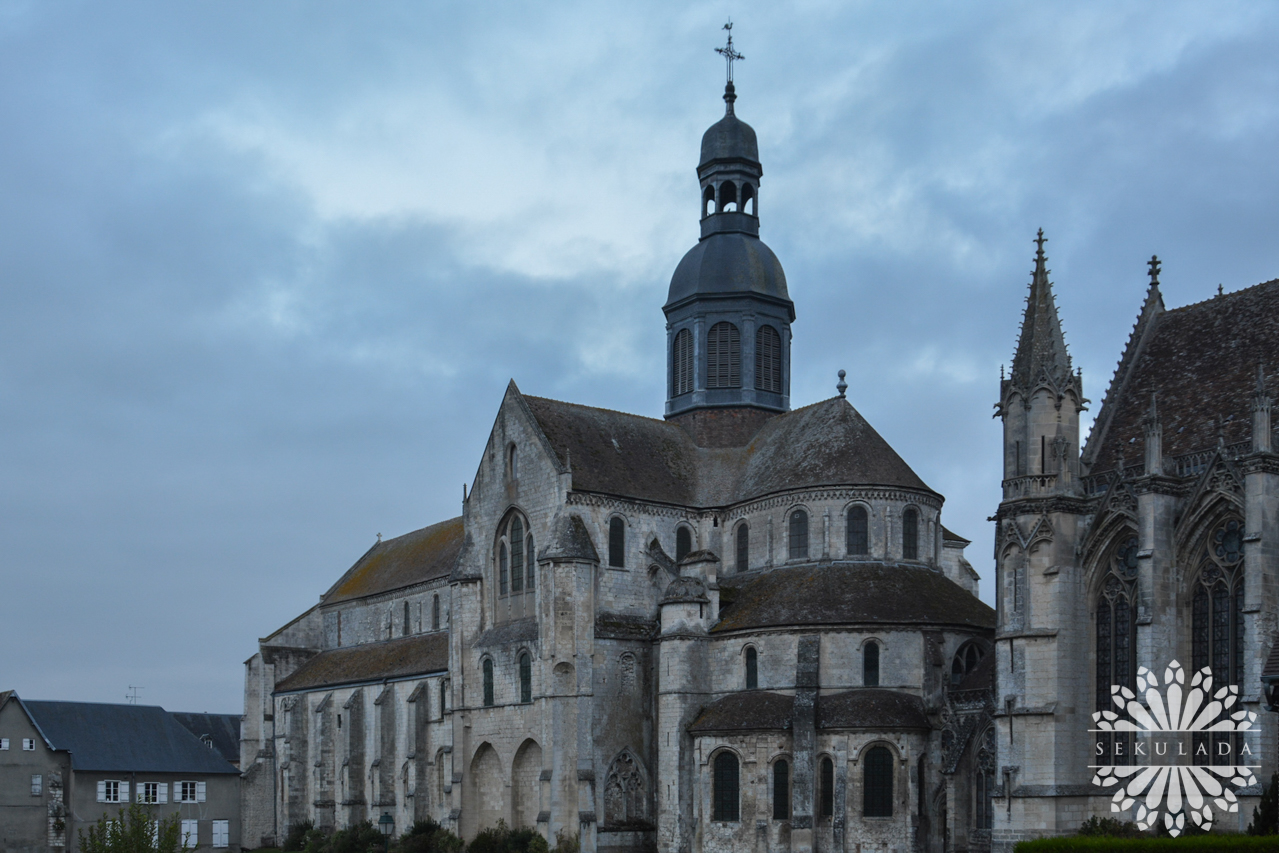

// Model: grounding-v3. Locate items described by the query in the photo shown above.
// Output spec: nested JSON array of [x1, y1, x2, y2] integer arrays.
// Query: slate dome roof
[[665, 231, 790, 310], [700, 111, 758, 166]]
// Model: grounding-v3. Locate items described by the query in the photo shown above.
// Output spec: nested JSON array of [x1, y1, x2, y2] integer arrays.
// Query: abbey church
[[240, 66, 1279, 853]]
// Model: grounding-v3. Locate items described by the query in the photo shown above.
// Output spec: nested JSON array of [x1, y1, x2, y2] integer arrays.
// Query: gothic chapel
[[239, 47, 1279, 853]]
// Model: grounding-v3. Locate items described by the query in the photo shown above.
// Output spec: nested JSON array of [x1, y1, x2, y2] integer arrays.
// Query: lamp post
[[378, 812, 395, 853]]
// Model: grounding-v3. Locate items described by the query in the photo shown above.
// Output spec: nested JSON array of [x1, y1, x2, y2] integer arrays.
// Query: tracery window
[[745, 647, 758, 690], [755, 325, 782, 393], [789, 510, 808, 560], [772, 759, 790, 820], [735, 523, 749, 573], [712, 752, 740, 821], [1096, 534, 1138, 765], [951, 641, 985, 687], [672, 329, 693, 396], [496, 513, 533, 600], [863, 746, 893, 817], [707, 322, 741, 389], [1192, 518, 1245, 765], [902, 508, 919, 560], [863, 642, 880, 687], [609, 517, 625, 568], [847, 505, 869, 556]]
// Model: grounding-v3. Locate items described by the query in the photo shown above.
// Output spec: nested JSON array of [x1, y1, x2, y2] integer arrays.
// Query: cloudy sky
[[3, 1, 1278, 713]]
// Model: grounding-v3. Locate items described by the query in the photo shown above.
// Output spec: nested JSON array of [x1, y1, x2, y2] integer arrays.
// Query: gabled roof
[[1085, 279, 1279, 474], [323, 517, 463, 605], [274, 632, 448, 694], [20, 700, 239, 774], [714, 563, 995, 633], [170, 712, 241, 764], [522, 394, 934, 508]]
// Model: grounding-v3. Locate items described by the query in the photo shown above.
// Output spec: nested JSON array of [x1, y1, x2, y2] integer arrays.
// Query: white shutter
[[212, 819, 229, 848], [181, 820, 198, 847], [196, 780, 206, 802], [120, 782, 129, 802], [159, 782, 168, 803], [97, 780, 106, 802]]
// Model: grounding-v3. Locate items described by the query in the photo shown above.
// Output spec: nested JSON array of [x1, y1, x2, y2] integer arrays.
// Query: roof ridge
[[1159, 277, 1279, 316], [524, 394, 671, 425]]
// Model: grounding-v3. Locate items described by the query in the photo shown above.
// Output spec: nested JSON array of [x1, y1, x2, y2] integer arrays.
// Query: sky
[[3, 1, 1279, 714]]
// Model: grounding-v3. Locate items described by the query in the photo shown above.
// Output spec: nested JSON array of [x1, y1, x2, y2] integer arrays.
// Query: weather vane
[[715, 20, 744, 83]]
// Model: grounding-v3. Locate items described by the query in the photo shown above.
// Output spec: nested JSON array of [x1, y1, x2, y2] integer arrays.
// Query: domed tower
[[664, 79, 795, 420]]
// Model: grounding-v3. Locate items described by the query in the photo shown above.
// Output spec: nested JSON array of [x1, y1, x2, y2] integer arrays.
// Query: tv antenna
[[126, 685, 144, 705]]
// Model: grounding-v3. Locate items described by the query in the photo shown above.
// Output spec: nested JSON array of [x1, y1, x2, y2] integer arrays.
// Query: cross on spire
[[715, 21, 744, 84], [1148, 254, 1161, 285]]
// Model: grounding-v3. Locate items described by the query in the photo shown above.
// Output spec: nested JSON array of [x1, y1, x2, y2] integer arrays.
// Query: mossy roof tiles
[[323, 516, 462, 605], [274, 632, 448, 694]]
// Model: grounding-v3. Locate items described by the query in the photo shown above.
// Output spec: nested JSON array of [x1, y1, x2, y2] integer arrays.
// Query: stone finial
[[1147, 254, 1161, 285], [1142, 393, 1163, 476], [837, 369, 848, 398], [1254, 364, 1272, 453]]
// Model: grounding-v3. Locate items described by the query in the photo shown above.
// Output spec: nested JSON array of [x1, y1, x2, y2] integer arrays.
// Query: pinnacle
[[1009, 229, 1073, 390]]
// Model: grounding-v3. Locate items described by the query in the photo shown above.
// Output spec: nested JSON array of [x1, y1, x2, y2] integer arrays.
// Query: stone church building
[[240, 75, 1279, 853]]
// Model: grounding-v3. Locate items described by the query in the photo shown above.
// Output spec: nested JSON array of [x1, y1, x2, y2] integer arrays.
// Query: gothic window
[[789, 510, 808, 560], [496, 513, 532, 601], [499, 543, 509, 595], [676, 527, 692, 562], [951, 641, 985, 687], [1191, 518, 1245, 765], [902, 508, 919, 560], [712, 752, 740, 821], [863, 641, 880, 687], [672, 329, 693, 396], [511, 517, 525, 593], [818, 756, 834, 818], [772, 759, 790, 820], [975, 770, 991, 830], [847, 505, 869, 556], [1096, 534, 1138, 765], [736, 523, 749, 573], [745, 647, 758, 690], [755, 325, 782, 393], [707, 322, 741, 389], [603, 751, 649, 827], [482, 659, 494, 707], [432, 595, 440, 631], [403, 600, 410, 636], [863, 746, 893, 817], [519, 652, 532, 704], [609, 517, 625, 568]]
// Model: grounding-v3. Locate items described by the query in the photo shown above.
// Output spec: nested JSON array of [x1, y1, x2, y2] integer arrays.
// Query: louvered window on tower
[[707, 322, 741, 388], [672, 329, 693, 396], [755, 325, 781, 392]]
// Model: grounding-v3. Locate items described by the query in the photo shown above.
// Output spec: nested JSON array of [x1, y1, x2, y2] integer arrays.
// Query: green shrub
[[1079, 817, 1143, 838], [468, 821, 547, 853], [283, 820, 315, 852], [78, 803, 188, 853], [1251, 773, 1279, 836], [392, 819, 464, 853], [551, 829, 579, 853]]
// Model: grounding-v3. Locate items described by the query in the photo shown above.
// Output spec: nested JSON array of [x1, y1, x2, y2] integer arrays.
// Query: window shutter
[[159, 782, 168, 804], [97, 781, 106, 802], [120, 782, 129, 802], [196, 780, 206, 802]]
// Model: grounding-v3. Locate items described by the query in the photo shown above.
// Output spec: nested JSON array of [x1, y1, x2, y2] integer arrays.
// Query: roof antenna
[[837, 369, 848, 398], [125, 685, 143, 705]]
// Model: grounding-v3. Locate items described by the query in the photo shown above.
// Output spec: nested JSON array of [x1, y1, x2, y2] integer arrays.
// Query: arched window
[[863, 642, 880, 687], [847, 505, 869, 556], [772, 759, 790, 820], [863, 746, 893, 817], [526, 533, 535, 590], [482, 659, 494, 707], [719, 180, 738, 213], [755, 325, 782, 393], [519, 652, 532, 704], [609, 517, 625, 568], [707, 322, 741, 389], [676, 527, 692, 562], [439, 680, 447, 718], [1096, 535, 1138, 765], [432, 594, 440, 631], [745, 647, 758, 690], [703, 185, 715, 218], [975, 769, 992, 830], [818, 756, 834, 818], [1191, 519, 1245, 764], [736, 523, 749, 573], [951, 642, 985, 687], [403, 601, 411, 636], [742, 183, 756, 217], [902, 508, 919, 560], [499, 543, 509, 595], [789, 510, 808, 560], [511, 517, 525, 593], [672, 329, 693, 396], [508, 444, 517, 479], [712, 752, 740, 821]]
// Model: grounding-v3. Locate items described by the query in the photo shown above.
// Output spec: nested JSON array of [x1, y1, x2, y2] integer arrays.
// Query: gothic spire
[[1010, 229, 1072, 390]]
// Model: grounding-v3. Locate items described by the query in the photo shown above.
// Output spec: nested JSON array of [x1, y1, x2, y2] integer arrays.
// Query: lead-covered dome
[[665, 231, 790, 311], [700, 111, 758, 166]]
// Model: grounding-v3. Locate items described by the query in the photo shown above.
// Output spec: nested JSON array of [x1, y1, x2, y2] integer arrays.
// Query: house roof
[[323, 516, 463, 605], [522, 394, 934, 508], [714, 563, 995, 633], [1087, 279, 1279, 474], [170, 712, 241, 764], [688, 689, 931, 733], [274, 632, 448, 694], [20, 700, 239, 774]]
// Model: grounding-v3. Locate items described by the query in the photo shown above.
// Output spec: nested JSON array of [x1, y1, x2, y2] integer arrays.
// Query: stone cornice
[[995, 495, 1094, 519]]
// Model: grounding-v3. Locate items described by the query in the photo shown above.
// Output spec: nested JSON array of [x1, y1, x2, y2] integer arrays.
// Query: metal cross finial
[[715, 21, 744, 84], [1148, 254, 1161, 285]]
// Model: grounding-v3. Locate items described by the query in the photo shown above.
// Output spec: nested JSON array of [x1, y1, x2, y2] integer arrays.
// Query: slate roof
[[522, 395, 934, 508], [688, 689, 930, 733], [20, 700, 239, 774], [541, 514, 599, 562], [714, 563, 995, 633], [274, 632, 448, 693], [323, 516, 463, 605], [170, 712, 241, 764], [666, 232, 790, 311], [1087, 279, 1279, 474]]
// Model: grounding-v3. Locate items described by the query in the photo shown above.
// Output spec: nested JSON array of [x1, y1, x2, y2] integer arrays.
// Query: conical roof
[[1010, 230, 1072, 389]]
